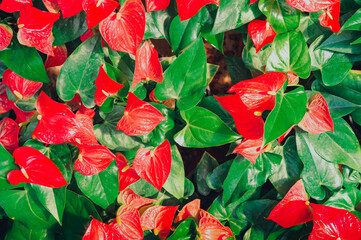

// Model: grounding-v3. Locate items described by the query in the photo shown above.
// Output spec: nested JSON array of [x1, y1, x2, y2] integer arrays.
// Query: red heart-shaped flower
[[118, 188, 156, 210], [145, 0, 170, 12], [248, 20, 276, 52], [83, 0, 119, 29], [0, 24, 13, 50], [319, 2, 340, 33], [44, 45, 68, 69], [83, 217, 113, 240], [286, 0, 338, 12], [0, 118, 19, 152], [176, 0, 221, 21], [0, 0, 32, 13], [175, 199, 201, 223], [110, 206, 143, 240]]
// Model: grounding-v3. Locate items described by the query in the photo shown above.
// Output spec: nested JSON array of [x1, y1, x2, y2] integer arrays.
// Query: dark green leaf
[[53, 11, 88, 45], [5, 221, 55, 240], [325, 188, 361, 212], [154, 38, 207, 110], [167, 219, 197, 240], [57, 34, 104, 108], [226, 56, 252, 84], [267, 30, 311, 78], [207, 160, 233, 191], [129, 178, 159, 198], [163, 145, 185, 199], [75, 161, 119, 209], [342, 9, 361, 31], [174, 107, 240, 148], [196, 152, 219, 196], [317, 30, 361, 54], [0, 40, 49, 83]]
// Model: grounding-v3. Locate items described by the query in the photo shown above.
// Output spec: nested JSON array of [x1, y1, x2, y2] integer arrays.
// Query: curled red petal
[[57, 0, 83, 18], [118, 188, 156, 210], [0, 0, 32, 13], [248, 20, 276, 53], [0, 24, 13, 50], [83, 0, 119, 29], [99, 0, 145, 55], [116, 92, 166, 136], [228, 72, 287, 110], [7, 146, 68, 188], [267, 180, 313, 228], [82, 217, 113, 240], [81, 29, 95, 42], [145, 0, 170, 12], [176, 0, 221, 21], [77, 104, 96, 119], [309, 204, 361, 240], [214, 94, 264, 139], [141, 205, 178, 238], [133, 139, 171, 191], [94, 65, 124, 106], [233, 137, 265, 164], [33, 92, 79, 144], [0, 85, 14, 114], [0, 118, 19, 152], [319, 2, 340, 33], [116, 153, 140, 191], [285, 0, 338, 12], [133, 41, 163, 88], [3, 69, 43, 100], [298, 93, 334, 134], [42, 0, 60, 13], [17, 7, 60, 55], [68, 114, 98, 147], [175, 199, 201, 223], [198, 210, 234, 240], [111, 206, 143, 240], [287, 72, 299, 86], [12, 104, 35, 124], [74, 144, 116, 176], [44, 45, 68, 69]]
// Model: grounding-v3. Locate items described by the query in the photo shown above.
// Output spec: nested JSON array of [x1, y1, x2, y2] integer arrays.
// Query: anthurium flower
[[267, 180, 313, 228], [233, 137, 267, 164], [145, 0, 170, 12], [319, 2, 340, 33], [33, 92, 79, 144], [17, 7, 60, 55], [110, 206, 143, 240], [176, 0, 221, 21], [0, 24, 13, 50], [287, 72, 299, 85], [78, 104, 96, 119], [118, 188, 156, 210], [197, 210, 234, 240], [116, 92, 166, 136], [0, 0, 32, 13], [309, 204, 361, 240], [141, 205, 178, 238], [298, 93, 334, 134], [175, 199, 201, 223], [12, 104, 36, 124], [228, 72, 287, 110], [42, 0, 59, 13], [83, 0, 119, 29], [94, 65, 124, 106], [44, 45, 67, 69], [7, 146, 68, 188], [0, 85, 14, 114], [248, 20, 276, 52], [3, 69, 43, 100], [133, 41, 163, 88], [68, 114, 98, 147], [75, 144, 116, 176], [133, 139, 171, 191], [99, 0, 145, 55], [83, 217, 113, 240], [286, 0, 338, 12], [214, 94, 264, 139], [57, 0, 83, 18], [116, 153, 140, 191], [0, 118, 19, 152]]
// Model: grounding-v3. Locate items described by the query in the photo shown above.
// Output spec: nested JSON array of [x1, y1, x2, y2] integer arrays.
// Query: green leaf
[[167, 219, 197, 240], [57, 34, 104, 108], [129, 178, 159, 198], [259, 0, 301, 34], [203, 32, 224, 53], [53, 11, 88, 45], [196, 152, 219, 196], [75, 161, 119, 209], [5, 221, 55, 240], [226, 56, 252, 84], [317, 31, 361, 54], [296, 129, 343, 200], [144, 12, 163, 39], [270, 136, 303, 196], [0, 145, 24, 191], [94, 105, 144, 151], [103, 62, 130, 98], [107, 47, 135, 81], [267, 30, 311, 78], [0, 40, 49, 83], [297, 13, 327, 43], [317, 92, 359, 118], [342, 9, 361, 31], [243, 35, 272, 72], [163, 145, 185, 199], [174, 107, 240, 148], [154, 38, 207, 110], [211, 0, 261, 35], [206, 160, 232, 191], [206, 63, 219, 85], [263, 85, 307, 146], [0, 190, 57, 229], [307, 118, 361, 173], [62, 190, 101, 240], [325, 188, 361, 212]]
